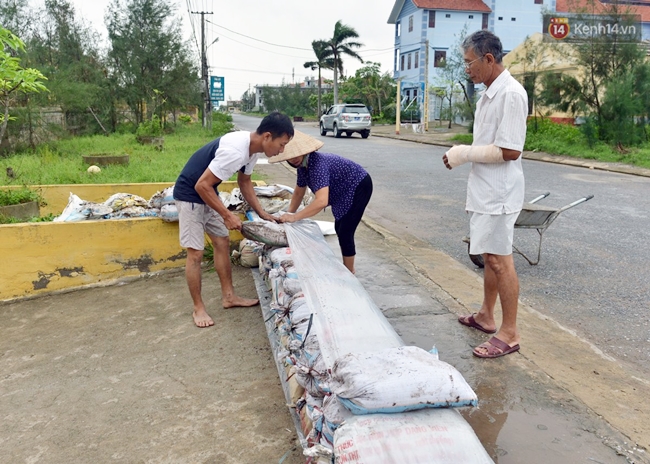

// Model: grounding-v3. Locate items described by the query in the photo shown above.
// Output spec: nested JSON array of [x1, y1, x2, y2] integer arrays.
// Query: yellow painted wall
[[0, 182, 252, 301]]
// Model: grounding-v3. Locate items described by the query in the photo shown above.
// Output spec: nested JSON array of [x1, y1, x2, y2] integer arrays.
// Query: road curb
[[370, 131, 650, 179]]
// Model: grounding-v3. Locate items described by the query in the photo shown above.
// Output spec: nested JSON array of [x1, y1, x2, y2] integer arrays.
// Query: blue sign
[[210, 76, 225, 102]]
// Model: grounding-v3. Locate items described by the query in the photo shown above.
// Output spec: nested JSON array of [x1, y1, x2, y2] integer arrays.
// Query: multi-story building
[[387, 0, 650, 122]]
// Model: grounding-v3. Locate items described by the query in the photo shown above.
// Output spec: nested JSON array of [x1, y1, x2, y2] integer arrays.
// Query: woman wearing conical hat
[[268, 131, 373, 274]]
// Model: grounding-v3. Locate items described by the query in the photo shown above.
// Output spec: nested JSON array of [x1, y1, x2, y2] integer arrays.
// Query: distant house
[[386, 0, 650, 122], [254, 77, 332, 112], [503, 32, 578, 123]]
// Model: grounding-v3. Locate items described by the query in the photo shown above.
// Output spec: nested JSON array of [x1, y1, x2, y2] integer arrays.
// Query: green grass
[[451, 119, 650, 169], [0, 116, 262, 187]]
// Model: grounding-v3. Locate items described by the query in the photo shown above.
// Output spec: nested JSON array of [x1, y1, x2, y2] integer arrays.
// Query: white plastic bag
[[53, 193, 86, 222]]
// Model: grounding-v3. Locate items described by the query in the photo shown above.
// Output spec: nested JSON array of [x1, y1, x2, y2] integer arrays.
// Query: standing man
[[174, 112, 294, 327], [443, 31, 528, 358]]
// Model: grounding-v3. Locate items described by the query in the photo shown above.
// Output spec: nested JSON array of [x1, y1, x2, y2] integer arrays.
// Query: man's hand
[[223, 212, 243, 231], [257, 211, 278, 223], [443, 153, 452, 170], [277, 212, 297, 223]]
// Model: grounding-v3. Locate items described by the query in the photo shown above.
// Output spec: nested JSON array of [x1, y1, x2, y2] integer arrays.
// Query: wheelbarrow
[[462, 193, 594, 268]]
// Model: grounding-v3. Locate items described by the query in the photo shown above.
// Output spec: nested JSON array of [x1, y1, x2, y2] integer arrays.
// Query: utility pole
[[191, 10, 213, 129], [395, 77, 401, 135], [424, 40, 429, 132]]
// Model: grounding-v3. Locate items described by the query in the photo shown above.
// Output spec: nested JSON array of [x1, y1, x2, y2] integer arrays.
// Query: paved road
[[236, 114, 650, 379]]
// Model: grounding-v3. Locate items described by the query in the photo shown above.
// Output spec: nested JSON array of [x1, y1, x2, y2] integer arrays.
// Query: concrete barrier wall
[[0, 182, 248, 301]]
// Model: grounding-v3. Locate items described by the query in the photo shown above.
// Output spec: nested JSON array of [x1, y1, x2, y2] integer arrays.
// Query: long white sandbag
[[283, 221, 404, 368], [334, 409, 494, 464], [330, 346, 478, 414]]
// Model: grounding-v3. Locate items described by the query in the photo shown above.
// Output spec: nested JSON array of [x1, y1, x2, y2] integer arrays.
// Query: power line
[[211, 33, 312, 60], [206, 19, 313, 51]]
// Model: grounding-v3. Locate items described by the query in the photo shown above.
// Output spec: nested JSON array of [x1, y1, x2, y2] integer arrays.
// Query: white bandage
[[445, 144, 504, 168]]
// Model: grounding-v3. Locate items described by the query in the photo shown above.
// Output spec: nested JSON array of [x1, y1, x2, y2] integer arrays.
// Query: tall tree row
[[0, 0, 201, 147], [106, 0, 200, 127]]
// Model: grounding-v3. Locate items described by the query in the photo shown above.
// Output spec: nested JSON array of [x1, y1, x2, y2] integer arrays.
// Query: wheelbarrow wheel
[[462, 236, 484, 268], [467, 244, 484, 268], [469, 253, 484, 268]]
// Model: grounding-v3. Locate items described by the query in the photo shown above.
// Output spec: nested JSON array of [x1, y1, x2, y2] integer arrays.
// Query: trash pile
[[253, 220, 494, 463]]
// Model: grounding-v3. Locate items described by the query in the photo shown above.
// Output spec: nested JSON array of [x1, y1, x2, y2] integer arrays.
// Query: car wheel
[[361, 130, 370, 139], [346, 132, 352, 137], [320, 122, 327, 136], [334, 124, 342, 138]]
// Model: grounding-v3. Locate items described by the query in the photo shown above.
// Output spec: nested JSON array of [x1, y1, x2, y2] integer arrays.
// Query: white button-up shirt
[[466, 69, 528, 215]]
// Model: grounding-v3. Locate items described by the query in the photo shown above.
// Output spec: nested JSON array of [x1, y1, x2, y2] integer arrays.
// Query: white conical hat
[[268, 130, 324, 163]]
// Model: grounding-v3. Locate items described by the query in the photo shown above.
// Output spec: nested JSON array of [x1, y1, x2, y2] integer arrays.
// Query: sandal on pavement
[[458, 314, 497, 334], [473, 336, 520, 359]]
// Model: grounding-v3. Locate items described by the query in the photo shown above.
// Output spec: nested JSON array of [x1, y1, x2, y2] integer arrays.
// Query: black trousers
[[334, 174, 373, 257]]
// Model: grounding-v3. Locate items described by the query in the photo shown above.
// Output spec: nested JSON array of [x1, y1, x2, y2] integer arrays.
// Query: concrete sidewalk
[[0, 159, 647, 463]]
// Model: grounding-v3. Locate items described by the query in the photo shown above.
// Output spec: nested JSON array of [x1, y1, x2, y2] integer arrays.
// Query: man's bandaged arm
[[445, 144, 504, 168]]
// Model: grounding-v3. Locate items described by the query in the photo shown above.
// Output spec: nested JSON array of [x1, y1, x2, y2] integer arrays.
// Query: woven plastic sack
[[104, 193, 148, 211], [333, 409, 494, 464], [238, 238, 260, 268], [241, 220, 288, 247], [160, 203, 178, 222], [330, 346, 477, 414], [149, 186, 174, 209]]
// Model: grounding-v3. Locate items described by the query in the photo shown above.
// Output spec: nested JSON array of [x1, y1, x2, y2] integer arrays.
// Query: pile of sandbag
[[52, 184, 300, 224], [257, 220, 493, 463], [54, 191, 166, 222]]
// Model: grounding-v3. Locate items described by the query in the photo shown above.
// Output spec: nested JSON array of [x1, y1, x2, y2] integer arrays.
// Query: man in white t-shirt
[[443, 31, 528, 358], [174, 112, 294, 327]]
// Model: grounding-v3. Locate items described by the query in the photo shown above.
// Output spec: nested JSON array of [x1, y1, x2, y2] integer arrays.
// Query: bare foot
[[223, 296, 259, 309], [193, 308, 214, 328]]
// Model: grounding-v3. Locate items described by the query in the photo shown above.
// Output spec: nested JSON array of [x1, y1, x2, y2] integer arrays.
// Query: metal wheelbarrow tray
[[463, 193, 594, 267]]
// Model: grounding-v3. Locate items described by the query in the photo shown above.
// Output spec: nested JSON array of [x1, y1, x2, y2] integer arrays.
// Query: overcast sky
[[52, 0, 398, 102]]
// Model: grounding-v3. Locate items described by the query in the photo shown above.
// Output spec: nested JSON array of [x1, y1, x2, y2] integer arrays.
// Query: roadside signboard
[[210, 76, 224, 102]]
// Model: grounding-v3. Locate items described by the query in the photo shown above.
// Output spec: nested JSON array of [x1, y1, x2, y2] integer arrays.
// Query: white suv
[[320, 104, 371, 139]]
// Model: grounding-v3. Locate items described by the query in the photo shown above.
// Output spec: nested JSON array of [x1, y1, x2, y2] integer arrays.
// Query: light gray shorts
[[469, 212, 519, 256], [177, 200, 228, 250]]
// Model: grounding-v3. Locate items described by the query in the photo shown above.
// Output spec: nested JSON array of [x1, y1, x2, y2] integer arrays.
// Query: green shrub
[[136, 115, 163, 138], [0, 187, 42, 207], [211, 112, 235, 137]]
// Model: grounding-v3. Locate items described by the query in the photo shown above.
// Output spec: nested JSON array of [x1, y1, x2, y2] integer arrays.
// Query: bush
[[136, 115, 163, 138], [211, 112, 234, 137], [0, 187, 42, 206]]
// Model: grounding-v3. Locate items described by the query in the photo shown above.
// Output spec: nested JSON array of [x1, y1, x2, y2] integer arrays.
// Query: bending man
[[174, 112, 294, 327]]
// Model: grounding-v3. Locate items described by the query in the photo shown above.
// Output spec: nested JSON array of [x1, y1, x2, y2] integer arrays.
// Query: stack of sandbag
[[256, 220, 493, 463]]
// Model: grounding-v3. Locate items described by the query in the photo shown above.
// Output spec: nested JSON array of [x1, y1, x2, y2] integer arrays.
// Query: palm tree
[[304, 40, 334, 119], [325, 20, 364, 105]]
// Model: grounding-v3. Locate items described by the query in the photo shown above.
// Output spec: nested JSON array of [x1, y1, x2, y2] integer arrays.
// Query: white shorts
[[469, 212, 519, 256], [176, 200, 228, 250]]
